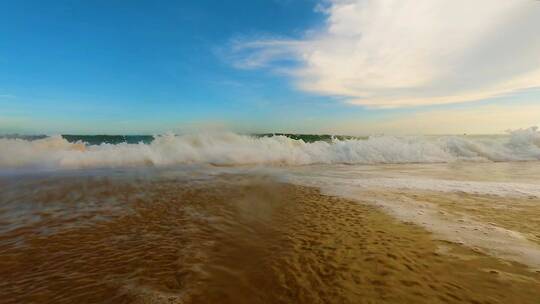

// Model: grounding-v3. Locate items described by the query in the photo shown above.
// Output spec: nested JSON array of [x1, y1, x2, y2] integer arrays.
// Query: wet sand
[[403, 191, 540, 246], [1, 176, 540, 303]]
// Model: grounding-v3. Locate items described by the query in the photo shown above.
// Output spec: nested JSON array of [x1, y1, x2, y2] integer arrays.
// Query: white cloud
[[232, 0, 540, 108]]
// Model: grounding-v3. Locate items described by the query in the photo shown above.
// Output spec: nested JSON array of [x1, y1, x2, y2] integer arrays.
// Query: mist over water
[[1, 127, 540, 170]]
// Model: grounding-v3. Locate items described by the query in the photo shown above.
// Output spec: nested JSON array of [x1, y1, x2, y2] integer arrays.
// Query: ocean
[[1, 127, 540, 169], [1, 129, 540, 303]]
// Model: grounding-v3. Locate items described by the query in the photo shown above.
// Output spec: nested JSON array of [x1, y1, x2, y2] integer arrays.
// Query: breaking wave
[[1, 127, 540, 169]]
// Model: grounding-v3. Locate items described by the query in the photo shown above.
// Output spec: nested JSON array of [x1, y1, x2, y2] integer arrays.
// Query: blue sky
[[1, 0, 540, 135]]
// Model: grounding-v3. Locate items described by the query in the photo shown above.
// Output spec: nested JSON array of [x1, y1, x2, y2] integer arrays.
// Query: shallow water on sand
[[284, 162, 540, 268], [1, 164, 540, 303]]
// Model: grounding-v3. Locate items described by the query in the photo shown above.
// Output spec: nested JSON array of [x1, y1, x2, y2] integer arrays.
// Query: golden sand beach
[[1, 175, 540, 303]]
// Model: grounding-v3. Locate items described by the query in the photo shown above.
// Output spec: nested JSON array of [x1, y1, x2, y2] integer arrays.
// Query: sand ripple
[[1, 175, 540, 303]]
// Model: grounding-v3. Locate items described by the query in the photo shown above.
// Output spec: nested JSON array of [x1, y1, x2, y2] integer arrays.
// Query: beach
[[2, 132, 540, 303], [2, 169, 540, 303], [4, 0, 540, 301]]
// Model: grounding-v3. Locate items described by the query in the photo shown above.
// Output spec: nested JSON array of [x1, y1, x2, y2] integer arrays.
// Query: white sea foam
[[286, 175, 540, 198], [1, 127, 540, 169], [281, 168, 540, 269], [331, 186, 540, 270]]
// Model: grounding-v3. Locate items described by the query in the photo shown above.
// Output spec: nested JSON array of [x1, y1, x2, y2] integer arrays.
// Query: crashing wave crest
[[1, 127, 540, 169]]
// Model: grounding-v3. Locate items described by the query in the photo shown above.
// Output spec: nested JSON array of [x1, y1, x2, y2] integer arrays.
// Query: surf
[[1, 127, 540, 169]]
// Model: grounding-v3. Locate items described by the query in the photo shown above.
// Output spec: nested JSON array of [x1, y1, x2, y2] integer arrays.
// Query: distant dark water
[[62, 135, 155, 145], [258, 133, 357, 142], [1, 134, 359, 145]]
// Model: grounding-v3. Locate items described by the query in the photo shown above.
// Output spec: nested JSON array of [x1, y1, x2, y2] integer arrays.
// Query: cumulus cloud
[[232, 0, 540, 108]]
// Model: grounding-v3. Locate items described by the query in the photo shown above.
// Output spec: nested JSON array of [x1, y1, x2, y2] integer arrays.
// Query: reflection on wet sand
[[1, 175, 540, 303]]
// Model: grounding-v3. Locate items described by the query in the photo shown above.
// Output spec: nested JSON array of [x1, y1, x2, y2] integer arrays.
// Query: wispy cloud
[[228, 39, 302, 70], [230, 0, 540, 108]]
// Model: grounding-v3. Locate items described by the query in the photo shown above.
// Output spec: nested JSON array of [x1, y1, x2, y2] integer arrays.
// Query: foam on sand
[[283, 168, 540, 270]]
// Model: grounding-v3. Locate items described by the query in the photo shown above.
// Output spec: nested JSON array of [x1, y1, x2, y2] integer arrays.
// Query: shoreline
[[1, 176, 540, 303]]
